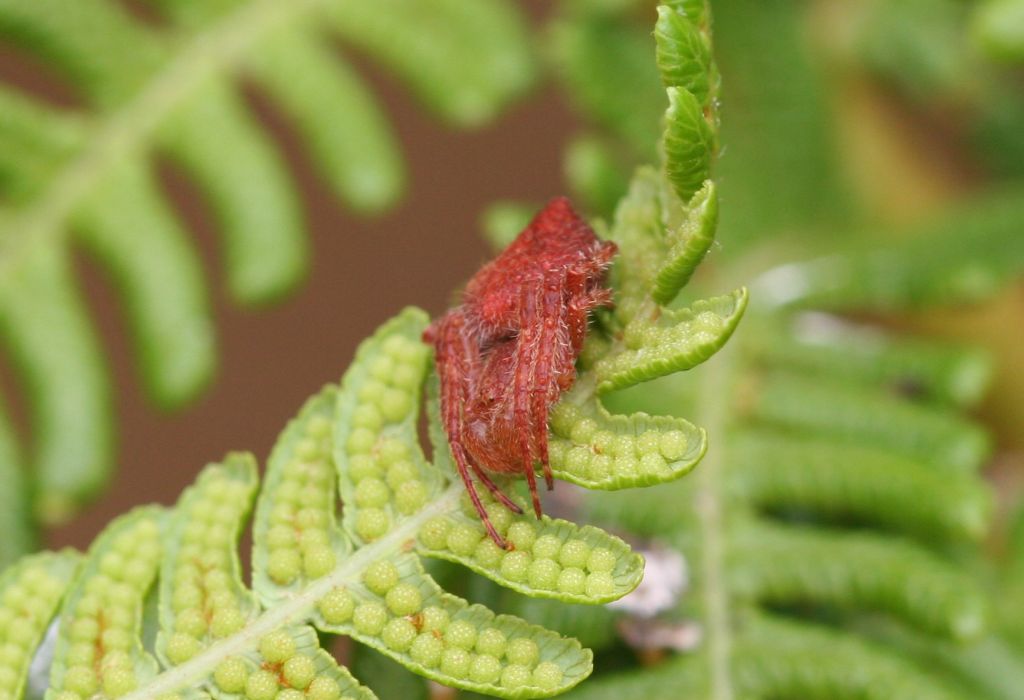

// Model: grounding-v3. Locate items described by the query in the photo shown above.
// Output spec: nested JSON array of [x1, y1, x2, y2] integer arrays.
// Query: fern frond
[[0, 0, 535, 538], [0, 399, 33, 567], [742, 315, 993, 407], [860, 619, 1024, 700], [562, 613, 972, 700], [741, 369, 990, 473], [46, 506, 166, 698], [546, 383, 706, 490], [595, 288, 747, 392], [0, 294, 720, 698], [729, 429, 991, 543], [0, 549, 79, 698], [709, 0, 848, 252], [491, 594, 619, 654], [583, 312, 999, 695], [540, 4, 1002, 697], [0, 243, 113, 524], [752, 186, 1024, 311], [0, 8, 752, 687], [729, 518, 986, 641], [158, 454, 259, 664]]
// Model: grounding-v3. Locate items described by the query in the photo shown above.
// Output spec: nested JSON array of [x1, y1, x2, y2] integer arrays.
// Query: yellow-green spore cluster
[[212, 630, 360, 700], [594, 289, 747, 393], [0, 555, 72, 700], [316, 561, 565, 693], [611, 313, 726, 384], [418, 502, 624, 602], [166, 470, 254, 664], [546, 402, 690, 486], [51, 516, 161, 699], [266, 414, 339, 585], [343, 333, 430, 542]]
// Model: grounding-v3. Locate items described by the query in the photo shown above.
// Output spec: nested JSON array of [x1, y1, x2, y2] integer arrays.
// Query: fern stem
[[120, 484, 463, 700], [694, 342, 736, 700], [0, 0, 322, 279]]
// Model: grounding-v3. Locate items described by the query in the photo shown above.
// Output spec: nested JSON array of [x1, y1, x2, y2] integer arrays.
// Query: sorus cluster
[[165, 468, 253, 664], [594, 310, 727, 386], [316, 561, 565, 692], [212, 630, 354, 700], [546, 402, 690, 485], [0, 555, 70, 700], [418, 493, 620, 600], [265, 413, 339, 585], [49, 514, 162, 700], [343, 333, 430, 542]]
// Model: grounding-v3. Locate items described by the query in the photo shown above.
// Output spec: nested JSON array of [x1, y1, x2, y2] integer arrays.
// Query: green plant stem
[[0, 0, 321, 282], [694, 341, 736, 700], [120, 485, 462, 700]]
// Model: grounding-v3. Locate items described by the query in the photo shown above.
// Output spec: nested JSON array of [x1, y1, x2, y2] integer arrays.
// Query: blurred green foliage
[[0, 0, 536, 562]]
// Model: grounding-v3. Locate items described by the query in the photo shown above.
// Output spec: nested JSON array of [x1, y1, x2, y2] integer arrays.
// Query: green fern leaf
[[0, 243, 113, 525], [753, 186, 1024, 311], [0, 399, 33, 568], [595, 288, 747, 392], [46, 506, 166, 699], [729, 518, 986, 641], [541, 4, 1002, 697], [729, 429, 991, 543], [0, 0, 535, 538], [0, 549, 80, 699], [741, 315, 993, 408], [0, 281, 728, 698], [546, 384, 706, 489], [563, 613, 972, 700]]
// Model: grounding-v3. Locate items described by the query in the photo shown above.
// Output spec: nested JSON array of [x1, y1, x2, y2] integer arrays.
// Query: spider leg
[[513, 281, 544, 518], [564, 269, 591, 357], [454, 443, 506, 547], [565, 263, 615, 355], [529, 271, 571, 492], [431, 314, 508, 547], [514, 270, 575, 510], [469, 458, 523, 514], [546, 265, 616, 486]]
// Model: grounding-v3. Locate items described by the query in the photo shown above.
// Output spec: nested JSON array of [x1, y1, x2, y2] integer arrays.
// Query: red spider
[[424, 197, 617, 547]]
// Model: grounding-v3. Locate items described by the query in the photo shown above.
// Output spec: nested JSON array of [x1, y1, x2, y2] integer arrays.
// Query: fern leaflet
[[0, 0, 535, 555]]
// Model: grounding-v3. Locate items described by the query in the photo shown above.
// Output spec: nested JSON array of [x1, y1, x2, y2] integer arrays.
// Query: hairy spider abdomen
[[425, 197, 616, 546]]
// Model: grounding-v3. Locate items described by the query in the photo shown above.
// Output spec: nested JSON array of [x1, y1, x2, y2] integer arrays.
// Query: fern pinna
[[508, 2, 1020, 698], [0, 276, 733, 695], [0, 6, 744, 699], [0, 0, 535, 558]]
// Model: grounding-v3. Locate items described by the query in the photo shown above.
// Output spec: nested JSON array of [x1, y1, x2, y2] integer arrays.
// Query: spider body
[[424, 197, 616, 546]]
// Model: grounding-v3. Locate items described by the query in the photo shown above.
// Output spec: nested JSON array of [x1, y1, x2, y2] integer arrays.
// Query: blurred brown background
[[0, 1, 580, 552]]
